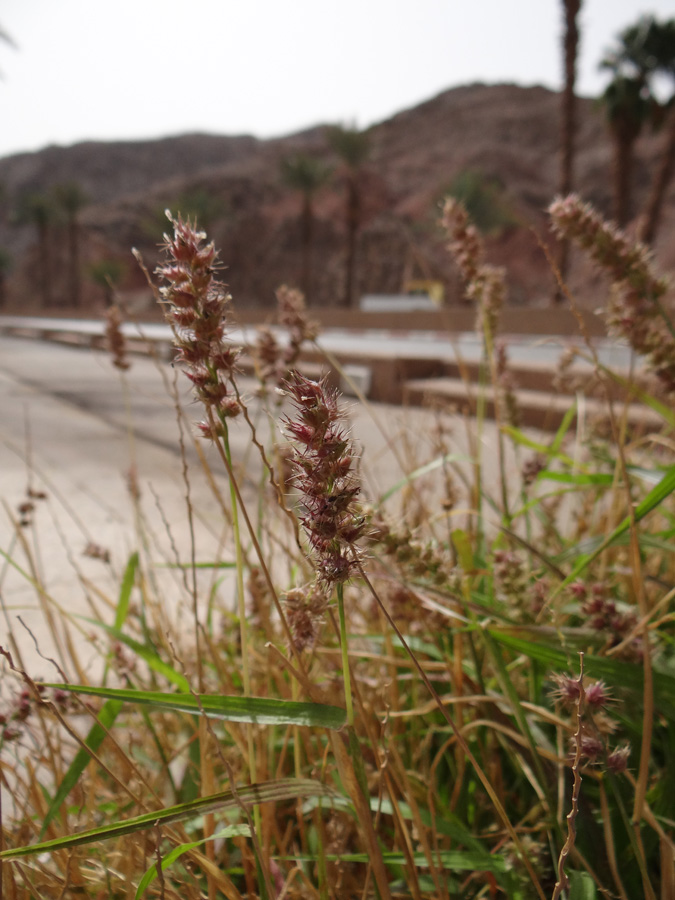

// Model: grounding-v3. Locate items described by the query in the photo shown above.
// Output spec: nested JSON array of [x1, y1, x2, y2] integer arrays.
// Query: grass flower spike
[[156, 212, 240, 433], [549, 194, 675, 394], [284, 371, 365, 585], [104, 304, 131, 370]]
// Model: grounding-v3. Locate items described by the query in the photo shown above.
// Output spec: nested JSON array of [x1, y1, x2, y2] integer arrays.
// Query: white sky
[[1, 0, 674, 159]]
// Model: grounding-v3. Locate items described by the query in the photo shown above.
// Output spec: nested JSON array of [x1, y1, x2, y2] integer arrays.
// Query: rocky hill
[[1, 82, 672, 314]]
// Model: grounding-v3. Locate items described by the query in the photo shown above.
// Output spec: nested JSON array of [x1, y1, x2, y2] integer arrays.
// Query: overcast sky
[[1, 1, 674, 160]]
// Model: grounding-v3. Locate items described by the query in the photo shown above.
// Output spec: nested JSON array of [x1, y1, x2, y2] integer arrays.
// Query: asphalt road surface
[[0, 335, 526, 680]]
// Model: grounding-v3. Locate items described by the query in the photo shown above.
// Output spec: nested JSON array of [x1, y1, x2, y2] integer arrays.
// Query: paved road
[[0, 335, 531, 680]]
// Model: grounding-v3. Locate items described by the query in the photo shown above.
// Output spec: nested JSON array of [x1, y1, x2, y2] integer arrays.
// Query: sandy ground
[[0, 335, 527, 683]]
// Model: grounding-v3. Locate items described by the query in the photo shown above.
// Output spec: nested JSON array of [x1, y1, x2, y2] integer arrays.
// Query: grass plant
[[1, 199, 675, 899]]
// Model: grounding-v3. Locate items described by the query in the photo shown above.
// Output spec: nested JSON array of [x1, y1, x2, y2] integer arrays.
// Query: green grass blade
[[39, 699, 123, 839], [3, 779, 337, 860], [379, 452, 470, 503], [41, 684, 347, 728], [586, 356, 675, 427], [557, 464, 675, 590], [501, 425, 575, 468], [135, 824, 250, 899], [303, 794, 487, 851], [114, 552, 139, 630], [537, 471, 613, 487], [569, 870, 597, 899], [287, 849, 506, 873], [452, 528, 475, 573], [488, 628, 675, 721], [550, 400, 578, 455], [155, 560, 237, 569], [83, 620, 190, 692], [553, 530, 675, 565]]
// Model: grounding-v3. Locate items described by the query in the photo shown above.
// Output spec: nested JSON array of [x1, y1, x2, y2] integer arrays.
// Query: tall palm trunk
[[556, 0, 582, 298], [639, 105, 675, 243], [37, 220, 54, 308], [300, 193, 313, 299], [344, 175, 360, 309], [67, 215, 81, 307], [613, 122, 638, 226]]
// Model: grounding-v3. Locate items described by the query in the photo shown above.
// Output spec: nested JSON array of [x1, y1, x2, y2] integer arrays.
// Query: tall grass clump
[[1, 201, 675, 900]]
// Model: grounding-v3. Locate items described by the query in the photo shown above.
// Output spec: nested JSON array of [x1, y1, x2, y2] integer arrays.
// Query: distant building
[[360, 280, 444, 311]]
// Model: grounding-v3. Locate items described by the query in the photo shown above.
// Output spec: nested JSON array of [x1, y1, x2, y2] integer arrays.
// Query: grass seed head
[[156, 212, 241, 429], [284, 370, 365, 586]]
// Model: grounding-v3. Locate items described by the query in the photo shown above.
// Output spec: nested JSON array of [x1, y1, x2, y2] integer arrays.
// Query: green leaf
[[358, 634, 445, 661], [569, 870, 597, 900], [305, 794, 487, 852], [83, 621, 190, 692], [115, 552, 139, 630], [537, 471, 613, 487], [553, 530, 675, 565], [550, 401, 579, 455], [287, 849, 506, 874], [488, 628, 675, 720], [452, 529, 475, 573], [584, 355, 675, 428], [379, 452, 470, 503], [39, 700, 123, 839], [41, 684, 347, 729], [135, 824, 250, 898], [501, 424, 575, 468], [155, 560, 237, 569], [2, 779, 337, 859], [557, 464, 675, 591]]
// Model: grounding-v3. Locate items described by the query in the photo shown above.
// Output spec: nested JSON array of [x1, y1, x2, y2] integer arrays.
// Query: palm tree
[[0, 247, 11, 307], [640, 104, 675, 243], [15, 191, 56, 308], [54, 182, 88, 308], [281, 153, 332, 300], [599, 16, 662, 226], [88, 259, 126, 307], [556, 0, 582, 295], [327, 126, 371, 308], [636, 17, 675, 243], [601, 76, 652, 226]]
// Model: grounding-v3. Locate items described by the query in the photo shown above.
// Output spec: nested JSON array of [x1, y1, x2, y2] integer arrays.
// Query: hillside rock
[[0, 83, 672, 315]]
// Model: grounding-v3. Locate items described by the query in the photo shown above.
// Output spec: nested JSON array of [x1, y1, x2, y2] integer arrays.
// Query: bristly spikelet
[[549, 194, 675, 394], [283, 371, 366, 586], [155, 213, 240, 434], [282, 583, 329, 652], [252, 285, 318, 390], [104, 304, 130, 371], [441, 197, 518, 424], [441, 197, 506, 337]]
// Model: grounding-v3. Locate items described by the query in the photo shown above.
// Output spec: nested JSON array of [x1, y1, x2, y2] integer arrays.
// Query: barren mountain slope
[[1, 83, 671, 312]]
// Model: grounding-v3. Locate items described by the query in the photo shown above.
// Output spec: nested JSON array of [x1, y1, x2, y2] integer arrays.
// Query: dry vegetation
[[1, 197, 675, 900]]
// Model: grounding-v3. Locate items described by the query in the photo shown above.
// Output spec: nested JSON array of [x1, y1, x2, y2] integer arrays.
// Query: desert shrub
[[442, 168, 518, 236]]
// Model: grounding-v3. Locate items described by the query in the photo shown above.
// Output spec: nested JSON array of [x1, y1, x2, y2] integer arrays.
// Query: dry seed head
[[282, 583, 329, 652], [549, 673, 583, 707], [155, 213, 241, 429], [441, 197, 484, 284], [549, 194, 675, 394], [584, 681, 612, 710], [283, 370, 365, 586], [105, 304, 130, 370], [576, 730, 604, 762], [607, 743, 631, 774]]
